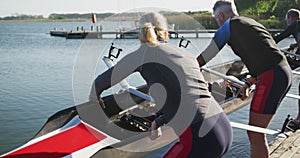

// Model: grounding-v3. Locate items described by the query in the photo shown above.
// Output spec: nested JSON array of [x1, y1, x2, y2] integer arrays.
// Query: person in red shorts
[[197, 1, 293, 157]]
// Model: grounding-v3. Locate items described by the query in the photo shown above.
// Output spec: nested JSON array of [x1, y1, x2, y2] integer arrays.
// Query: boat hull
[[1, 59, 283, 157]]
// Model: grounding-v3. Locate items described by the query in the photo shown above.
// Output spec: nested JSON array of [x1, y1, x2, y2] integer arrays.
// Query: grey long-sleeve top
[[90, 43, 223, 130]]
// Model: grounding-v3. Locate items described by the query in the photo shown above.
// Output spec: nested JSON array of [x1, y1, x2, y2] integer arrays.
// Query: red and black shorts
[[163, 112, 232, 158], [250, 65, 292, 114]]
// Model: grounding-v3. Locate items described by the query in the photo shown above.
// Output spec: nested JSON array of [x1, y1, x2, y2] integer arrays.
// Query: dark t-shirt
[[274, 20, 300, 55], [200, 16, 288, 77], [274, 20, 300, 43]]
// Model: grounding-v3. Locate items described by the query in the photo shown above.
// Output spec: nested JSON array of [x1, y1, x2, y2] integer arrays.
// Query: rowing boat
[[2, 46, 300, 157], [1, 55, 252, 157]]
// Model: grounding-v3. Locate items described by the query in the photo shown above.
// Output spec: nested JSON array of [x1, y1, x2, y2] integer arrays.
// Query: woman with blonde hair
[[90, 12, 232, 157]]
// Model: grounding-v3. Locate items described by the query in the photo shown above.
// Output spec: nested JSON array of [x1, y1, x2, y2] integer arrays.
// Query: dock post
[[99, 25, 103, 38], [175, 26, 179, 38], [196, 29, 199, 38], [119, 29, 124, 39], [116, 29, 118, 39], [77, 26, 79, 31]]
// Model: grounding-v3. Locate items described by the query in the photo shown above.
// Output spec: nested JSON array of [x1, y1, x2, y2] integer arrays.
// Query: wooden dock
[[269, 130, 300, 158], [49, 29, 215, 39], [50, 28, 283, 39], [218, 88, 300, 157], [219, 93, 300, 158]]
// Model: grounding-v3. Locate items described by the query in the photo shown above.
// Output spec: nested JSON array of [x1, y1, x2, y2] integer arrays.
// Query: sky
[[1, 0, 215, 17]]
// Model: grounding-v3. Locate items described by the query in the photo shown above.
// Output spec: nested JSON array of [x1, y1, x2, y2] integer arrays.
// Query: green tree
[[235, 0, 257, 14], [235, 0, 297, 20]]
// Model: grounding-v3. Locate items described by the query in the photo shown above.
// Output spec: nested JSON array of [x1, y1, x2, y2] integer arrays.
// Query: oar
[[231, 122, 278, 135], [201, 67, 244, 88], [286, 93, 300, 100], [201, 66, 245, 87], [280, 49, 300, 58], [292, 70, 300, 75], [230, 122, 286, 138], [201, 66, 300, 100]]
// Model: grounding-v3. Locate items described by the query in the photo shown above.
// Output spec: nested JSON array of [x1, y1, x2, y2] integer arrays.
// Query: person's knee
[[247, 131, 266, 144]]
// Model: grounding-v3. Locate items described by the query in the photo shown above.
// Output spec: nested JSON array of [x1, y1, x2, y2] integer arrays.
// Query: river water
[[0, 21, 299, 157]]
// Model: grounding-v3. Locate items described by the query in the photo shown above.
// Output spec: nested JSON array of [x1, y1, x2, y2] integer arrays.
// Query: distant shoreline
[[0, 18, 92, 22]]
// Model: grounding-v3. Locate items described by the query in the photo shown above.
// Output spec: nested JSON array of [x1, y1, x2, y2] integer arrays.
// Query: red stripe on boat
[[4, 123, 106, 157]]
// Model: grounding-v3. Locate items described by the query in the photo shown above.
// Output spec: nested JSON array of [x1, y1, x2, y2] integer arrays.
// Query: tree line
[[0, 14, 44, 20], [234, 0, 300, 28], [0, 13, 114, 21], [1, 0, 300, 29], [180, 0, 300, 29]]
